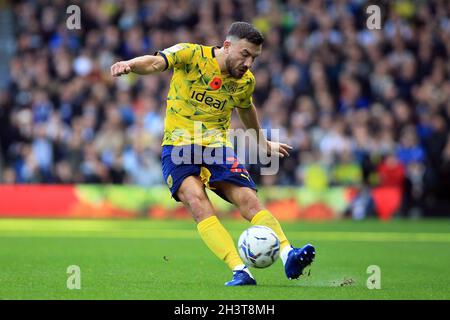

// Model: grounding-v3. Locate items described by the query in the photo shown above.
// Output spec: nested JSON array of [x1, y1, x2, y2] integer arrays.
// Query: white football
[[238, 225, 280, 268]]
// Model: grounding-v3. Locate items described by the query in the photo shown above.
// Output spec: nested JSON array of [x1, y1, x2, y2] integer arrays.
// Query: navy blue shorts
[[161, 145, 257, 202]]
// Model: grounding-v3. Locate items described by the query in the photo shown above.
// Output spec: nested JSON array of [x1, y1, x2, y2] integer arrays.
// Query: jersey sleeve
[[237, 74, 256, 109], [154, 43, 196, 71]]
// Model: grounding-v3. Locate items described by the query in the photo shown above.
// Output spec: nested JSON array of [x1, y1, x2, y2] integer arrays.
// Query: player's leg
[[211, 181, 291, 252], [175, 176, 256, 286], [162, 145, 255, 285], [212, 181, 315, 280]]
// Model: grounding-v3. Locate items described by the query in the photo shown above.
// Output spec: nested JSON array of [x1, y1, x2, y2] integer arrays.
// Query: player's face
[[225, 39, 261, 78]]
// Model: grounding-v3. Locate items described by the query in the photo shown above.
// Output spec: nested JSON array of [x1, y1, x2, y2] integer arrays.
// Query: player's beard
[[226, 58, 247, 79]]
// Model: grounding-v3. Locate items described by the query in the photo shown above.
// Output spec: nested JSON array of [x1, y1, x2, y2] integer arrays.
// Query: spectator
[[331, 149, 363, 187], [1, 0, 450, 218], [396, 127, 425, 166], [377, 153, 406, 189]]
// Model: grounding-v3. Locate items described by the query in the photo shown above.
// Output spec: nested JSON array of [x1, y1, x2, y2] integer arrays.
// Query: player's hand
[[265, 141, 293, 158], [111, 61, 132, 77]]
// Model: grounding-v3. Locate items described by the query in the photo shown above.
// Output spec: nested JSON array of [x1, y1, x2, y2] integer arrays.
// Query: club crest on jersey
[[223, 81, 238, 94], [209, 77, 222, 90]]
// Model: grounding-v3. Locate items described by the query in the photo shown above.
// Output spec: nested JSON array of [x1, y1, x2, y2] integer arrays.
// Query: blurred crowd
[[1, 0, 450, 216]]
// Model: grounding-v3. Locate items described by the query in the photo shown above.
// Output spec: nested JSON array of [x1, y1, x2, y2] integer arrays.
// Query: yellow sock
[[251, 209, 291, 251], [197, 215, 244, 271]]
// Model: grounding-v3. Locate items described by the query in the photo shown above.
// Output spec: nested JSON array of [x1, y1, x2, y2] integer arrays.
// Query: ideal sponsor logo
[[191, 90, 227, 110]]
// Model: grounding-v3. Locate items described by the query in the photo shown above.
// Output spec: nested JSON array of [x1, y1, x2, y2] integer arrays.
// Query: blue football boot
[[284, 244, 315, 280], [225, 269, 257, 286]]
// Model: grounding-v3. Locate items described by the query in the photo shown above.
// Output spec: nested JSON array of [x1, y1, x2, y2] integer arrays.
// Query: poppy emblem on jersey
[[209, 77, 222, 90]]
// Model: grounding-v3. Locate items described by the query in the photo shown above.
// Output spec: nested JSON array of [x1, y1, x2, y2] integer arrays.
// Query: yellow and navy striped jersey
[[155, 43, 255, 147]]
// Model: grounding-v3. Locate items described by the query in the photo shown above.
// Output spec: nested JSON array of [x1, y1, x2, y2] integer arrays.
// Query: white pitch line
[[0, 229, 449, 242]]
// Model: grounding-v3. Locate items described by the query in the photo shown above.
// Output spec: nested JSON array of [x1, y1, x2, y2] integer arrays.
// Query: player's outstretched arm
[[111, 55, 166, 77], [237, 104, 292, 158]]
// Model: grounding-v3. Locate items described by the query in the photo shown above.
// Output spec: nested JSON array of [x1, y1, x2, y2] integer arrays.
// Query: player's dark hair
[[227, 22, 264, 45]]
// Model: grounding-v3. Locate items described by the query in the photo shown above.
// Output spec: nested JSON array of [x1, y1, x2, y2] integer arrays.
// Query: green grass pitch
[[0, 218, 449, 300]]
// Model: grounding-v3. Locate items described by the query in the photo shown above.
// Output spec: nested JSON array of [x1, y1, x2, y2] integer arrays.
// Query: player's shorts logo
[[167, 175, 173, 188], [199, 166, 215, 189], [209, 77, 222, 90]]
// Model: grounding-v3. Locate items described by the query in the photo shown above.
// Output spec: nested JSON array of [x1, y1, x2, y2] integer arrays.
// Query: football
[[238, 226, 280, 268]]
